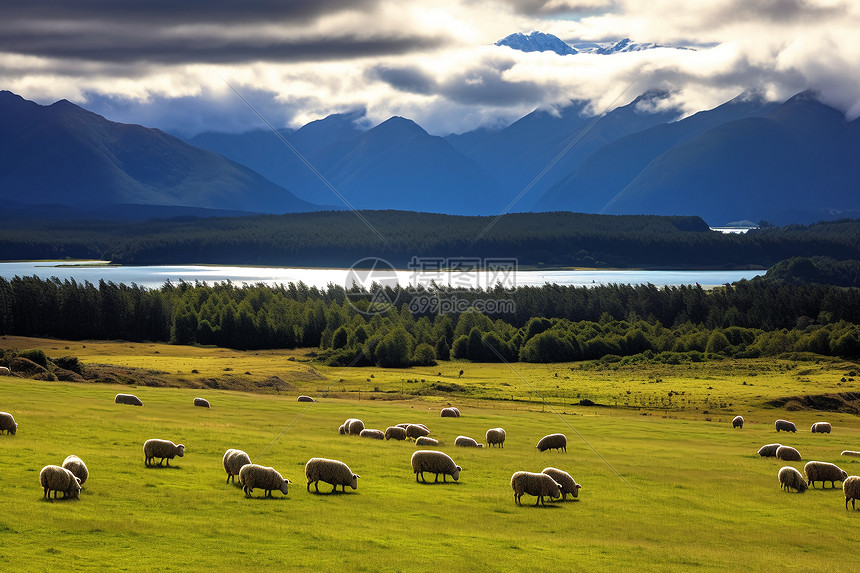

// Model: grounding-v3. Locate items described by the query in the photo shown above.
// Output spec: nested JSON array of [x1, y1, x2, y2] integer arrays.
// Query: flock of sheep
[[744, 416, 860, 510], [5, 393, 582, 506], [5, 389, 860, 510]]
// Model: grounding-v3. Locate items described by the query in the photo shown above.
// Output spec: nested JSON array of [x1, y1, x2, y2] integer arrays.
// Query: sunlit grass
[[2, 358, 860, 570]]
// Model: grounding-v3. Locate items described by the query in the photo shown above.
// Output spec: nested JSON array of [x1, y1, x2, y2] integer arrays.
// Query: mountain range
[[0, 90, 320, 216], [2, 81, 859, 225], [495, 31, 692, 57]]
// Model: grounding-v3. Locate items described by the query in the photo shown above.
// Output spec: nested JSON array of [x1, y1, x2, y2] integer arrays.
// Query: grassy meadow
[[1, 337, 860, 570]]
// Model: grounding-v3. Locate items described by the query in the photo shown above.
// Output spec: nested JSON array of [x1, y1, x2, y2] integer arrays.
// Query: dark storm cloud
[[370, 60, 554, 107], [1, 0, 381, 26], [0, 31, 445, 65], [0, 0, 448, 64], [712, 0, 846, 23]]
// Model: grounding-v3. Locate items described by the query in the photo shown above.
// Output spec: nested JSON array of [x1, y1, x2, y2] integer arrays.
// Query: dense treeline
[[2, 275, 859, 366], [1, 211, 859, 268], [761, 257, 860, 287]]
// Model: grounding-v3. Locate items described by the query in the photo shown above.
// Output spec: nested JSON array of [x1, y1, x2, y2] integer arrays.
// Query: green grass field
[[2, 338, 860, 570]]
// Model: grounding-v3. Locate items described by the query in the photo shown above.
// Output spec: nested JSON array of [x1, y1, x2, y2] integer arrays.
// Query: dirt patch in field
[[766, 392, 860, 414]]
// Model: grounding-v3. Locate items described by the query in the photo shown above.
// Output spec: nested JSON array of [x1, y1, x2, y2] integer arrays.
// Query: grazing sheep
[[536, 433, 567, 453], [222, 449, 251, 484], [342, 418, 358, 434], [440, 407, 460, 418], [757, 443, 782, 457], [541, 467, 581, 500], [732, 416, 744, 429], [115, 393, 143, 406], [338, 424, 346, 435], [778, 466, 808, 493], [415, 436, 439, 446], [62, 455, 89, 486], [455, 435, 483, 448], [844, 476, 860, 510], [804, 461, 848, 488], [193, 397, 210, 408], [348, 419, 365, 435], [39, 465, 82, 500], [774, 419, 797, 433], [143, 439, 185, 467], [842, 450, 860, 457], [411, 450, 461, 483], [511, 471, 562, 506], [406, 424, 431, 439], [810, 422, 832, 434], [776, 445, 802, 462], [238, 463, 290, 498], [305, 458, 359, 493], [297, 395, 315, 402], [486, 428, 506, 448], [359, 429, 385, 440], [0, 366, 10, 375], [0, 411, 18, 435], [385, 426, 407, 441]]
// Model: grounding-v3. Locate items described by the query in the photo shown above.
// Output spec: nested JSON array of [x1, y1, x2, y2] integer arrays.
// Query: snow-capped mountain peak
[[494, 32, 577, 56]]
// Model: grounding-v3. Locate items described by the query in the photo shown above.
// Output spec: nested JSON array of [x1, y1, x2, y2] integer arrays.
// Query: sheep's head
[[548, 479, 562, 499], [451, 466, 461, 481], [573, 483, 583, 498], [349, 474, 359, 490], [10, 423, 17, 435], [279, 479, 290, 495], [177, 444, 186, 457]]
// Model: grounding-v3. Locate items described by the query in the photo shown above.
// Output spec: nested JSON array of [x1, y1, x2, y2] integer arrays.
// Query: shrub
[[19, 348, 48, 368]]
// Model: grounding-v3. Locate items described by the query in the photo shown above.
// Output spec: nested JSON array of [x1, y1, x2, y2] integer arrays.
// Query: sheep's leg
[[43, 487, 49, 498], [227, 474, 231, 484], [535, 496, 541, 506], [165, 458, 170, 467], [331, 484, 337, 494]]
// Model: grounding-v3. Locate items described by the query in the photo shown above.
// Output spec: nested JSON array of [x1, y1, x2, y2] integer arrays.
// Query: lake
[[0, 261, 766, 290]]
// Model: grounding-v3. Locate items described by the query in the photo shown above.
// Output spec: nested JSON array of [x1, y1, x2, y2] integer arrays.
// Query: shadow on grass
[[243, 494, 290, 500], [414, 480, 463, 486], [144, 464, 181, 470], [306, 487, 359, 495], [515, 502, 563, 509]]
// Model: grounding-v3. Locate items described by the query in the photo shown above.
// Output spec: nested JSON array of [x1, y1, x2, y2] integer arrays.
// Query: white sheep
[[348, 419, 365, 435], [732, 416, 744, 429], [222, 448, 251, 484], [39, 465, 82, 500], [415, 436, 439, 446], [297, 395, 315, 402], [193, 397, 210, 408], [774, 419, 797, 433], [115, 393, 143, 406], [398, 423, 428, 430], [338, 424, 346, 435], [342, 418, 358, 434], [810, 421, 832, 434], [238, 463, 290, 498], [359, 429, 385, 440], [305, 458, 359, 493], [143, 439, 185, 466], [776, 446, 802, 462], [0, 411, 18, 435], [757, 443, 782, 457], [511, 471, 562, 506], [841, 450, 860, 457], [536, 433, 567, 452], [778, 466, 807, 493], [844, 476, 860, 510], [804, 461, 848, 488], [385, 426, 407, 441], [406, 424, 431, 439], [440, 407, 460, 418], [62, 455, 89, 486], [0, 366, 10, 375], [486, 428, 506, 448], [541, 467, 581, 500], [455, 435, 483, 448], [411, 450, 461, 483]]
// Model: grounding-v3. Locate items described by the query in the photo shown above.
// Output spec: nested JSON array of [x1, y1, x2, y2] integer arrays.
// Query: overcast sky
[[2, 0, 859, 135]]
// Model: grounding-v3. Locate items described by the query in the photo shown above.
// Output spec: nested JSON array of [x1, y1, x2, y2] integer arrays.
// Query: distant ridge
[[0, 91, 322, 215]]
